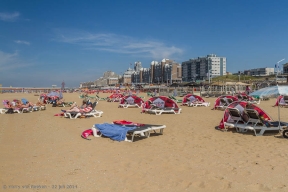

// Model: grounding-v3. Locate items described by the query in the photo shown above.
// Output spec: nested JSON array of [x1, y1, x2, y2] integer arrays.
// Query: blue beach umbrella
[[250, 86, 288, 99], [21, 98, 29, 104]]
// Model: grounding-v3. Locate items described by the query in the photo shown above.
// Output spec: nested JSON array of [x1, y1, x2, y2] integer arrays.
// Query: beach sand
[[0, 92, 288, 192]]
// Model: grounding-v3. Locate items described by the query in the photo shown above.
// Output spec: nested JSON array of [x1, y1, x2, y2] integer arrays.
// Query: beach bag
[[5, 108, 14, 114], [81, 129, 93, 140]]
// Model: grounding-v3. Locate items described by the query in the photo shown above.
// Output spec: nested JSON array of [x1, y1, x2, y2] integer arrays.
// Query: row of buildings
[[80, 54, 288, 88], [242, 63, 288, 76], [81, 54, 227, 88]]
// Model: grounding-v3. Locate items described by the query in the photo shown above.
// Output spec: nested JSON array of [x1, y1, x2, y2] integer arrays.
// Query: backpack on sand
[[5, 108, 14, 114]]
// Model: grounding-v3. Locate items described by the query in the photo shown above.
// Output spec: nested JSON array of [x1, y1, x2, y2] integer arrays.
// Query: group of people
[[3, 99, 46, 112], [231, 85, 251, 96]]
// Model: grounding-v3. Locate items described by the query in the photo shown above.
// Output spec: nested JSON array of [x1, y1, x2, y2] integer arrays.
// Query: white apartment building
[[182, 54, 226, 82], [249, 68, 274, 76], [134, 61, 142, 72]]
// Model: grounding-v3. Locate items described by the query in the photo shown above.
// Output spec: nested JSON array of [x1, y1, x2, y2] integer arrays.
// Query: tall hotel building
[[150, 59, 182, 84], [182, 54, 226, 82]]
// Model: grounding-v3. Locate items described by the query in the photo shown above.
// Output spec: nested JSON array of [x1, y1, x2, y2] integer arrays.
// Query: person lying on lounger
[[56, 98, 65, 105], [4, 101, 15, 109], [62, 101, 92, 113], [16, 100, 34, 108], [147, 100, 160, 110], [36, 101, 46, 106], [187, 96, 200, 105]]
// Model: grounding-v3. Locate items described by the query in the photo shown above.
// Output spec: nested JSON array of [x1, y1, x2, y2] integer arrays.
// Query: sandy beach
[[0, 92, 288, 192]]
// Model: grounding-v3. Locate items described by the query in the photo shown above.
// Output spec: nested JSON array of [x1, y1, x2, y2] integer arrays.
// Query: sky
[[0, 0, 288, 87]]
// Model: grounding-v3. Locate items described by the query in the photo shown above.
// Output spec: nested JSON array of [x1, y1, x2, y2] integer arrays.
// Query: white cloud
[[0, 50, 33, 71], [54, 30, 183, 59], [0, 12, 20, 22], [14, 40, 30, 45]]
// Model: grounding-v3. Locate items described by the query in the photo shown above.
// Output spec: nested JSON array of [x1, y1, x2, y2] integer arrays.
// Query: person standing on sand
[[154, 89, 157, 97], [245, 85, 251, 95], [173, 88, 177, 97], [231, 87, 235, 96]]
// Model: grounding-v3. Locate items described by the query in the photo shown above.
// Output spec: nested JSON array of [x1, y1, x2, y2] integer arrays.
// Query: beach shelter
[[218, 101, 271, 129], [273, 95, 288, 106], [142, 96, 179, 112], [109, 93, 124, 98], [213, 95, 238, 109], [47, 91, 61, 98], [119, 95, 144, 105], [39, 93, 48, 103], [182, 94, 206, 104], [250, 86, 288, 99]]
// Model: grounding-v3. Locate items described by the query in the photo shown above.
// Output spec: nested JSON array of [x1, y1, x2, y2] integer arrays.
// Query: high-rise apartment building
[[283, 63, 288, 74], [149, 59, 182, 84], [182, 54, 226, 82], [134, 61, 142, 72], [122, 68, 134, 84], [141, 68, 151, 84]]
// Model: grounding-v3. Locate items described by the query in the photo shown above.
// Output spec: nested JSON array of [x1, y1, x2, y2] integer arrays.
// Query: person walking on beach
[[245, 85, 251, 95], [231, 87, 235, 96], [173, 88, 177, 97], [154, 89, 157, 97]]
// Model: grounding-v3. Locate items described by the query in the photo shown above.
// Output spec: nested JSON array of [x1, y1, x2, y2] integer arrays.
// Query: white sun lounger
[[0, 108, 8, 114], [92, 124, 166, 142], [118, 103, 142, 108], [241, 109, 287, 136], [224, 108, 287, 136], [147, 107, 182, 115], [64, 102, 103, 119], [224, 108, 248, 132], [189, 102, 210, 107]]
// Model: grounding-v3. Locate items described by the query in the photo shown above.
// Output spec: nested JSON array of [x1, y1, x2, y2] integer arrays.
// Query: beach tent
[[218, 101, 271, 129], [213, 95, 238, 109], [250, 86, 288, 99], [107, 93, 124, 102], [274, 95, 284, 106], [142, 96, 179, 112], [182, 94, 206, 104], [119, 95, 144, 106], [47, 91, 62, 99], [273, 95, 288, 107], [109, 93, 124, 98]]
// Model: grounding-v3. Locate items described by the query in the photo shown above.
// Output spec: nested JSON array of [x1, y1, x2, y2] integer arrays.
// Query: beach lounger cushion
[[93, 121, 166, 142]]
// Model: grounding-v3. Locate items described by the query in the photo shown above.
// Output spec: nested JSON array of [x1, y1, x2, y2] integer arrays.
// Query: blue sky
[[1, 0, 288, 87]]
